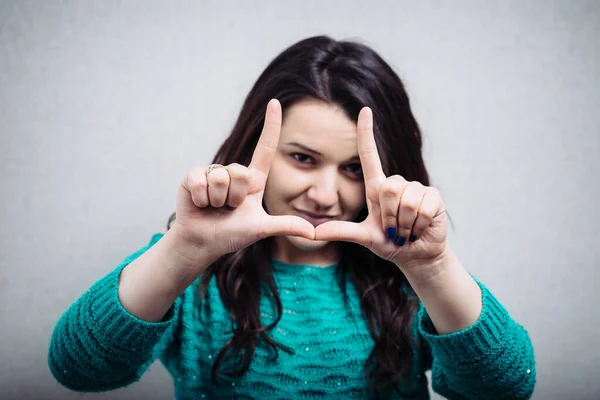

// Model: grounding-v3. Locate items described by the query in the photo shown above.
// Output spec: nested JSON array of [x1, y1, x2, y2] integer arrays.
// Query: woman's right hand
[[171, 99, 315, 265]]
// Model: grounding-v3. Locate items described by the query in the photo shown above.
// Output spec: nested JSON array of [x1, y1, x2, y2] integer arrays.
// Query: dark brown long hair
[[167, 36, 432, 395]]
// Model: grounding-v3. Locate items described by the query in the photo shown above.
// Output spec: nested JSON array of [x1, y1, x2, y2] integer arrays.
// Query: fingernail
[[395, 236, 406, 247], [409, 234, 417, 242], [385, 227, 397, 239]]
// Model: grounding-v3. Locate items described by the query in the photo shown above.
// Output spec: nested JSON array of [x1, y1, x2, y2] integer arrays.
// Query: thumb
[[260, 215, 315, 240], [314, 221, 371, 247]]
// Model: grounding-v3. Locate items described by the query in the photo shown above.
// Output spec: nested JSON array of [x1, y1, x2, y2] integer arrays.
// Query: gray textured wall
[[1, 1, 598, 399]]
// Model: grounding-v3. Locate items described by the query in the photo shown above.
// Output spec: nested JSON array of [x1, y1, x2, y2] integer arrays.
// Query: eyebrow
[[285, 142, 360, 162]]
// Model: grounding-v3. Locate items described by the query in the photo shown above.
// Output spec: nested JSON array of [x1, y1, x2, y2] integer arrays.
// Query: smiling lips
[[295, 210, 336, 227]]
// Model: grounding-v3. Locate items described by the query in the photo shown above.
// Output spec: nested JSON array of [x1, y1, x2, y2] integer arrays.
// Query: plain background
[[1, 0, 598, 399]]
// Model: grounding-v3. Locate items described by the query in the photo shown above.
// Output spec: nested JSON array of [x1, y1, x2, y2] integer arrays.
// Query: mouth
[[295, 209, 337, 227]]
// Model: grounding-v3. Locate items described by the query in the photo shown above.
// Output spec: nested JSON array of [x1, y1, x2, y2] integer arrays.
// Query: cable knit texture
[[49, 234, 536, 399]]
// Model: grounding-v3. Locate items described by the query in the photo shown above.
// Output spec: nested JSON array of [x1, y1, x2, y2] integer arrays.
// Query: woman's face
[[263, 98, 367, 264]]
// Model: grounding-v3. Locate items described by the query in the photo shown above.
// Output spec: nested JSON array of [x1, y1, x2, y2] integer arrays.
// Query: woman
[[49, 35, 536, 399]]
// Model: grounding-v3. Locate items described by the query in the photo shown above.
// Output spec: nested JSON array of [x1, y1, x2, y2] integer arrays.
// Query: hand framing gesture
[[173, 99, 315, 261], [314, 107, 449, 273]]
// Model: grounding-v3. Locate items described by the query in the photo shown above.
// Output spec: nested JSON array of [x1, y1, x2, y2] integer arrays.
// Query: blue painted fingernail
[[409, 234, 417, 242], [385, 227, 397, 239], [395, 236, 406, 247]]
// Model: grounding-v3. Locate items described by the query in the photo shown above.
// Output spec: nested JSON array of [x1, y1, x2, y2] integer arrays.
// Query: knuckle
[[194, 197, 209, 208], [227, 194, 244, 207], [398, 224, 413, 233], [401, 202, 419, 214], [184, 167, 205, 186], [380, 181, 403, 197], [208, 170, 230, 188], [226, 163, 243, 173], [209, 193, 226, 204], [419, 209, 435, 221], [211, 178, 229, 188], [227, 200, 242, 208], [230, 166, 251, 184], [192, 182, 208, 194], [191, 165, 205, 175], [191, 177, 207, 191], [429, 186, 441, 198], [389, 175, 408, 186], [385, 217, 397, 227]]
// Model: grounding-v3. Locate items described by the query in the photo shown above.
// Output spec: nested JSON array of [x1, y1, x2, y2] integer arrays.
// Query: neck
[[272, 237, 339, 267]]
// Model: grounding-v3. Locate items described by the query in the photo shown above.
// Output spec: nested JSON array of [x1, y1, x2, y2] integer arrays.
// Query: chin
[[286, 235, 330, 252]]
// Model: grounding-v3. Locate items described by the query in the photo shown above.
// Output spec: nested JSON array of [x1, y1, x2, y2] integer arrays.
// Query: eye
[[345, 163, 363, 177], [292, 153, 314, 164]]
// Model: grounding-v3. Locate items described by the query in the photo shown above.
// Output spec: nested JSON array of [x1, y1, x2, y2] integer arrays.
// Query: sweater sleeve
[[48, 233, 181, 392], [418, 280, 536, 400]]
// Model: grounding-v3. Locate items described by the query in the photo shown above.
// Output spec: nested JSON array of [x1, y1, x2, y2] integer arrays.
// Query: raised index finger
[[248, 99, 282, 179], [357, 107, 386, 184]]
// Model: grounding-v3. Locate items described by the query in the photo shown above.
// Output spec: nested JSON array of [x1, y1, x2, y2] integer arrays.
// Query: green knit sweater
[[48, 234, 535, 399]]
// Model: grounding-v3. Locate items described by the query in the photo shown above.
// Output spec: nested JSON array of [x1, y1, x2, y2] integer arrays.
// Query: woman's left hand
[[314, 107, 449, 279]]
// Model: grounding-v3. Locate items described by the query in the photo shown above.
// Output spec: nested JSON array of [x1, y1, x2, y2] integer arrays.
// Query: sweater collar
[[271, 259, 339, 276]]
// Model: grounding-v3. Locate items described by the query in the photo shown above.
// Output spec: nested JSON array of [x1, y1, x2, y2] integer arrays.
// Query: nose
[[306, 168, 339, 210]]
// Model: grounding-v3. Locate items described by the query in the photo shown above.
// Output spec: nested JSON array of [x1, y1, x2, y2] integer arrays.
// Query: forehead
[[280, 99, 358, 157]]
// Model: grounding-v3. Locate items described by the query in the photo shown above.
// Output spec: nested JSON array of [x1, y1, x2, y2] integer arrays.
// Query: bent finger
[[225, 163, 251, 208], [411, 187, 443, 240], [183, 166, 210, 208], [207, 167, 230, 208], [396, 182, 426, 246], [378, 176, 408, 241]]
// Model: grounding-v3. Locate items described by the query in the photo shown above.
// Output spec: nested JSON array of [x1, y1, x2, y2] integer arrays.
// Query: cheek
[[340, 183, 366, 215], [264, 158, 308, 205]]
